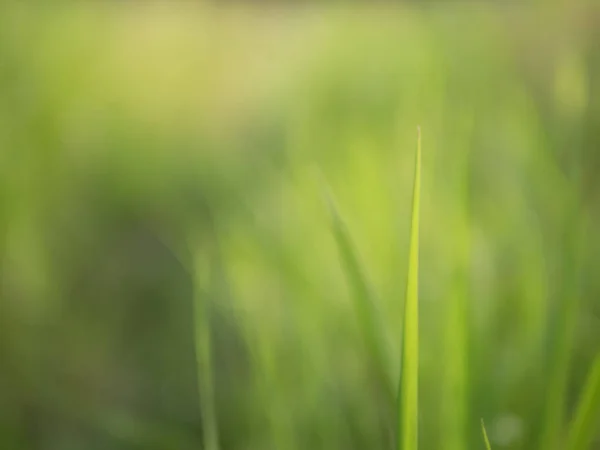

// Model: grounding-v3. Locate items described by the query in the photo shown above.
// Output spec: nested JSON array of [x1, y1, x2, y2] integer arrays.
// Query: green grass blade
[[441, 114, 473, 450], [192, 241, 220, 450], [321, 175, 393, 399], [397, 126, 422, 450], [481, 419, 492, 450], [442, 278, 469, 450], [565, 355, 600, 450], [538, 207, 584, 450]]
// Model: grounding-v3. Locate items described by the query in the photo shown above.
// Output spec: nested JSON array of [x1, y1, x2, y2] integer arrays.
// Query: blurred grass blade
[[481, 419, 492, 450], [539, 206, 584, 450], [441, 113, 473, 450], [321, 174, 392, 399], [397, 127, 422, 450], [565, 355, 600, 450], [192, 239, 220, 450]]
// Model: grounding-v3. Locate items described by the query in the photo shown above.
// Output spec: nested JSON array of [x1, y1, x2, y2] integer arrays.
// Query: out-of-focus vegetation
[[1, 2, 600, 450]]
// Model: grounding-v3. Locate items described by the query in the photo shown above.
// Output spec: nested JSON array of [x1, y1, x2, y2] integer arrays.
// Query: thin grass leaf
[[481, 419, 492, 450], [397, 126, 422, 450], [539, 205, 584, 450], [442, 276, 469, 450], [321, 174, 393, 400], [441, 113, 473, 450], [192, 239, 220, 450], [565, 355, 600, 450]]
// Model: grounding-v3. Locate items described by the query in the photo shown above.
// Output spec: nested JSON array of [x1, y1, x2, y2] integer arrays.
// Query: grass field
[[1, 3, 599, 450]]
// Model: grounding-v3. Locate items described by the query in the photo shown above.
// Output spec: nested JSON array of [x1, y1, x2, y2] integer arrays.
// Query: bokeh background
[[1, 2, 599, 450]]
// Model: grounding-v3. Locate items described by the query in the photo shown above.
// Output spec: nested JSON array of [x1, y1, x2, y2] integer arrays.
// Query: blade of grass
[[441, 112, 473, 450], [565, 355, 600, 450], [397, 126, 422, 450], [481, 419, 492, 450], [192, 234, 220, 450], [321, 174, 393, 401], [538, 204, 584, 450], [442, 268, 470, 450]]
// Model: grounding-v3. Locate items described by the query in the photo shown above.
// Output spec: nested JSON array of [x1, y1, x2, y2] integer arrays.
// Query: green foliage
[[1, 4, 600, 450]]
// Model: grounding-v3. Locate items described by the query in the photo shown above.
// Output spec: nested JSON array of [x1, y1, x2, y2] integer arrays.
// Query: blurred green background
[[1, 2, 600, 450]]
